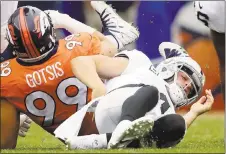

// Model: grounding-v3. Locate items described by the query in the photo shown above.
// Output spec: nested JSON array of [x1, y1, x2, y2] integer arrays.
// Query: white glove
[[19, 114, 32, 137]]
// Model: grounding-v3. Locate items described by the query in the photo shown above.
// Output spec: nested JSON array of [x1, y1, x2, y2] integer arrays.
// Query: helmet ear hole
[[164, 74, 175, 84]]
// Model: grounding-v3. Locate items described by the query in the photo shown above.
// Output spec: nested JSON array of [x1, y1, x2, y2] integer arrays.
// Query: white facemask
[[156, 57, 205, 108]]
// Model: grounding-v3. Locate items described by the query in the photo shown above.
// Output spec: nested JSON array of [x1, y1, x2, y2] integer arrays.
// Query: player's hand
[[92, 86, 106, 100], [19, 114, 32, 137], [190, 89, 214, 116]]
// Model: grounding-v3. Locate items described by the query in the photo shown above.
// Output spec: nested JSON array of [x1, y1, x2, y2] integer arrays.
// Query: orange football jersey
[[1, 32, 100, 134]]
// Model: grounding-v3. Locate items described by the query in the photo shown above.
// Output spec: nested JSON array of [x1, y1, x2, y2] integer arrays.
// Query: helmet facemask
[[156, 57, 204, 108], [179, 65, 201, 106], [173, 66, 200, 108]]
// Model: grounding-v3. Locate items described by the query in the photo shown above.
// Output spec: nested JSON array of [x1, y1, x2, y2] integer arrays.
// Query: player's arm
[[183, 89, 214, 129], [45, 10, 117, 57], [92, 31, 118, 57], [1, 98, 20, 149], [71, 55, 128, 99]]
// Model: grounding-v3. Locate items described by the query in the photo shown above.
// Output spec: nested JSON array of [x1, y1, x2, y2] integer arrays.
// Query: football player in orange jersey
[[0, 1, 139, 138], [0, 2, 139, 149]]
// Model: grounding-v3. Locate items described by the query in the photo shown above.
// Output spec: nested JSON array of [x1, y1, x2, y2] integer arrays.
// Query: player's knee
[[121, 86, 159, 121], [144, 85, 159, 102], [150, 114, 186, 148], [139, 85, 159, 111], [132, 85, 159, 109]]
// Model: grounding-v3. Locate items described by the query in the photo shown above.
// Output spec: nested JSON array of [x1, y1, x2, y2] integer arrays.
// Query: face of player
[[176, 71, 194, 96]]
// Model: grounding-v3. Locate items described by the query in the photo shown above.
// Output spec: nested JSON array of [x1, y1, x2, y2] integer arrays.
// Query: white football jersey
[[95, 68, 176, 133], [114, 49, 152, 75], [134, 68, 176, 119], [106, 49, 153, 92], [194, 1, 225, 33], [54, 50, 176, 137], [105, 49, 175, 120]]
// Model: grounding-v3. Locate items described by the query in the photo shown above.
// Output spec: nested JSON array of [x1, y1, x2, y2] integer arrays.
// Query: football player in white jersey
[[194, 1, 225, 101], [54, 42, 213, 149], [53, 2, 213, 150]]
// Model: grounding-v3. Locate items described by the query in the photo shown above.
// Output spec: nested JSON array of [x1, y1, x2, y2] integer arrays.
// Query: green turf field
[[2, 112, 224, 153]]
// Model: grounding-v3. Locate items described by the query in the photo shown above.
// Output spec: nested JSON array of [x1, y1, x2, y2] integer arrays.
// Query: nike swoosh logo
[[117, 140, 132, 148]]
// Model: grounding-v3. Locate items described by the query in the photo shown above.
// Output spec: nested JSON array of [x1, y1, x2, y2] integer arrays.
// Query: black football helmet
[[6, 6, 56, 61]]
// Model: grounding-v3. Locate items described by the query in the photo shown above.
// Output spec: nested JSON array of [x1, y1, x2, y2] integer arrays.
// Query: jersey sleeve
[[0, 61, 12, 98], [114, 49, 152, 75], [194, 1, 225, 33], [62, 32, 101, 57]]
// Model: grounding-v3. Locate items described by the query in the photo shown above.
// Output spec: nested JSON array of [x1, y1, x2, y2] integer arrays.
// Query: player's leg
[[90, 1, 139, 51], [95, 86, 144, 133], [1, 98, 20, 149], [45, 9, 118, 57], [107, 85, 159, 148], [210, 30, 225, 102], [139, 114, 186, 148], [67, 114, 185, 149], [45, 1, 139, 57], [66, 87, 140, 149], [67, 85, 158, 149]]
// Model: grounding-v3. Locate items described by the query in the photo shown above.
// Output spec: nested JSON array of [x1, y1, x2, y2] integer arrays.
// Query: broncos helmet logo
[[33, 16, 41, 38]]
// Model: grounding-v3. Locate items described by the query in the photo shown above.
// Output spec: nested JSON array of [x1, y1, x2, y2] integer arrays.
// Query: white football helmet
[[156, 57, 205, 108]]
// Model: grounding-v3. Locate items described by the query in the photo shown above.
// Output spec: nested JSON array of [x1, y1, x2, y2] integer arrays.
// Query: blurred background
[[12, 1, 225, 111]]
